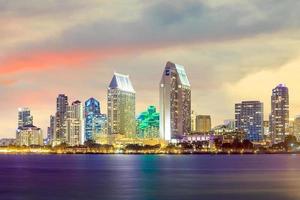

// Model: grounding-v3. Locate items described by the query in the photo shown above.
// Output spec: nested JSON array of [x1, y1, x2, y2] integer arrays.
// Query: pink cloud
[[0, 48, 132, 75]]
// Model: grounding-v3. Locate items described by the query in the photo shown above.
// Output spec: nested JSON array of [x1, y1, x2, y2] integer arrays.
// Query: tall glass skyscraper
[[107, 73, 136, 137], [84, 98, 101, 141], [270, 84, 289, 144], [235, 101, 264, 142], [160, 61, 191, 141]]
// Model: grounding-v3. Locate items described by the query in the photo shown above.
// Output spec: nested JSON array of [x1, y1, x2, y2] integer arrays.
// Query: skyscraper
[[84, 98, 101, 141], [270, 84, 289, 144], [235, 101, 264, 142], [160, 61, 191, 141], [18, 108, 33, 127], [294, 115, 300, 140], [195, 115, 211, 133], [54, 94, 68, 145], [46, 115, 55, 145], [107, 73, 136, 137], [64, 100, 83, 146]]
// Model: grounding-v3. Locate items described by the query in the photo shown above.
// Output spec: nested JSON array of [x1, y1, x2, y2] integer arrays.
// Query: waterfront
[[1, 155, 300, 200]]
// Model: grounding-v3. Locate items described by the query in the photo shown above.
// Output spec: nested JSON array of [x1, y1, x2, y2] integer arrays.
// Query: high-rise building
[[289, 119, 295, 136], [46, 115, 55, 145], [16, 125, 43, 146], [263, 120, 270, 141], [18, 108, 33, 127], [294, 115, 300, 140], [54, 94, 69, 145], [84, 98, 101, 141], [159, 61, 191, 141], [235, 101, 264, 142], [191, 111, 196, 132], [195, 115, 211, 133], [270, 84, 289, 144], [107, 73, 136, 137], [64, 100, 84, 146], [137, 106, 160, 138]]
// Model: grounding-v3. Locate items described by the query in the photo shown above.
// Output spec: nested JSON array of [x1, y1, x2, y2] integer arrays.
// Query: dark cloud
[[0, 0, 92, 17], [17, 0, 300, 52]]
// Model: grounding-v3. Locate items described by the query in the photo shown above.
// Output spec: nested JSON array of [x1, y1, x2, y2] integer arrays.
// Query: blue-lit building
[[84, 98, 101, 141], [235, 101, 264, 142]]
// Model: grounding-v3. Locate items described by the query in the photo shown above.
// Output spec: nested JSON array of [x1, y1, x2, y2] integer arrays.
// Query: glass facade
[[84, 98, 101, 141], [137, 106, 160, 138], [18, 108, 33, 128], [235, 101, 264, 142]]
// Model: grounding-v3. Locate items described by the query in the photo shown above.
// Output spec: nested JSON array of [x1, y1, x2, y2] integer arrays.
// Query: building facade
[[294, 115, 300, 140], [270, 84, 289, 144], [107, 73, 136, 137], [235, 101, 264, 142], [137, 106, 160, 138], [54, 94, 69, 145], [46, 115, 55, 145], [84, 98, 101, 141], [16, 125, 43, 146], [64, 100, 83, 146], [18, 107, 33, 127], [195, 115, 211, 133], [159, 61, 191, 141]]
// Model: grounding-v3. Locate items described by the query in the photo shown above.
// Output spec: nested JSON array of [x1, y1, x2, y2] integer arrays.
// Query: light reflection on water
[[0, 154, 300, 200]]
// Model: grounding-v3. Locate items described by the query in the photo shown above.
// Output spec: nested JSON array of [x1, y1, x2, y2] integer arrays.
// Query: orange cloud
[[0, 48, 130, 75]]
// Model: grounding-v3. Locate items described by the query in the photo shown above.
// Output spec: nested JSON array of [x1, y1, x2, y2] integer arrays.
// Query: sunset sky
[[1, 0, 300, 137]]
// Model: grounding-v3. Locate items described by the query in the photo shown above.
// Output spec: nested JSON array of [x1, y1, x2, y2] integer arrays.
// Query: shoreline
[[0, 151, 298, 155]]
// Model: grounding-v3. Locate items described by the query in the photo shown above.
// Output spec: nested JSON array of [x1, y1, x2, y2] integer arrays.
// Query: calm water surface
[[0, 154, 300, 200]]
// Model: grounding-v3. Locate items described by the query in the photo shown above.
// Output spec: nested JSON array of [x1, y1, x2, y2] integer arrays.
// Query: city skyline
[[2, 1, 300, 137]]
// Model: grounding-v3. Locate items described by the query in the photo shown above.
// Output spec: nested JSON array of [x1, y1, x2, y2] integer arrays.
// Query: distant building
[[54, 94, 69, 145], [46, 115, 55, 145], [294, 115, 300, 140], [224, 119, 235, 131], [191, 111, 196, 132], [270, 84, 289, 144], [18, 107, 33, 127], [16, 125, 43, 146], [137, 106, 160, 138], [195, 115, 211, 133], [160, 61, 191, 141], [107, 73, 136, 137], [263, 120, 270, 140], [84, 98, 101, 141], [289, 119, 295, 136], [235, 101, 264, 142], [0, 138, 16, 147], [64, 100, 83, 146], [16, 107, 43, 146]]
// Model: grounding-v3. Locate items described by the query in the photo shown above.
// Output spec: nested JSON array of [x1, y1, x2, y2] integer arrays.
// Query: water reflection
[[0, 154, 300, 200]]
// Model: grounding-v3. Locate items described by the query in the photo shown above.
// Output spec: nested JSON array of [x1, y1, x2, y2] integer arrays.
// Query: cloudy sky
[[1, 0, 300, 137]]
